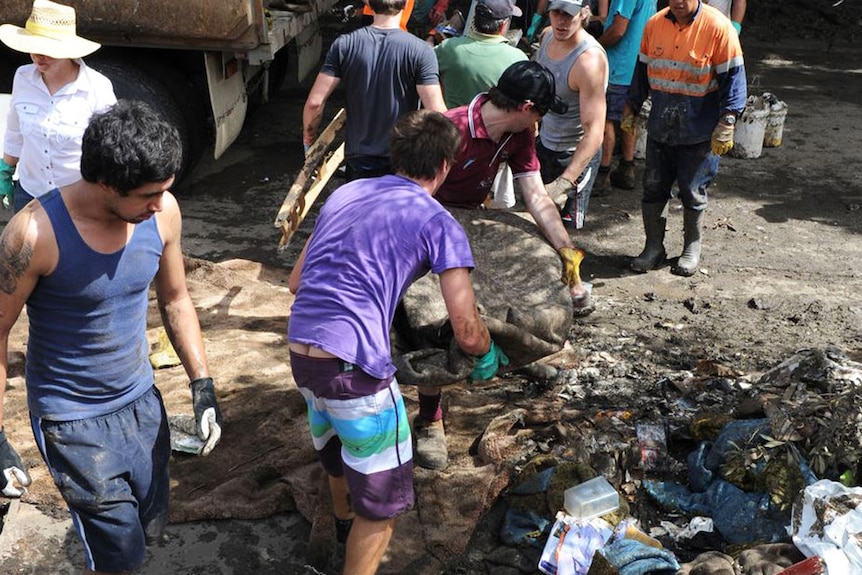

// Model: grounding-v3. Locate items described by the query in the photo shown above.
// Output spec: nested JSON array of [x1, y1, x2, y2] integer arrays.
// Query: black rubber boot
[[672, 208, 704, 276], [630, 202, 667, 273]]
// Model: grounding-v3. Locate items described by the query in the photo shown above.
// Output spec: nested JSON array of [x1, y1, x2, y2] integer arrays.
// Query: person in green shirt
[[435, 0, 527, 109]]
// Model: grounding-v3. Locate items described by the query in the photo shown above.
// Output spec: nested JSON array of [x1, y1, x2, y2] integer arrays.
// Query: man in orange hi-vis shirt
[[622, 0, 746, 277]]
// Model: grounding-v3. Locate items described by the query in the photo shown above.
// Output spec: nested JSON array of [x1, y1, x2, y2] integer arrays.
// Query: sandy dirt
[[1, 10, 861, 575]]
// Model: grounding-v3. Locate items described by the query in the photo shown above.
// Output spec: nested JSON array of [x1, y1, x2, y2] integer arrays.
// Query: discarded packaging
[[790, 479, 862, 574], [538, 512, 613, 575], [776, 556, 824, 575], [636, 422, 667, 471], [564, 476, 620, 520]]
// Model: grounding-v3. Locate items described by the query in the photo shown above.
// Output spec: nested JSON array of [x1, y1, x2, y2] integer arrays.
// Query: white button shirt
[[3, 59, 116, 198]]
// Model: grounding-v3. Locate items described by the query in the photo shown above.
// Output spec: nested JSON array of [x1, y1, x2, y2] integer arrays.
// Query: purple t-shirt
[[288, 175, 474, 379]]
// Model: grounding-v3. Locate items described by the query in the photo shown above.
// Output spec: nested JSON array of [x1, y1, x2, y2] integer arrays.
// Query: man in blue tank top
[[0, 100, 222, 573]]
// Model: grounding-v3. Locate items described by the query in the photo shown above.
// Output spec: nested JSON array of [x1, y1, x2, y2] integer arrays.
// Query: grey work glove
[[0, 429, 31, 497], [545, 176, 575, 210], [190, 378, 223, 456]]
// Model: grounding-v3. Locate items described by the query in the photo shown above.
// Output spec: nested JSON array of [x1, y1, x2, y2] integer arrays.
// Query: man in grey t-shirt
[[302, 0, 446, 181]]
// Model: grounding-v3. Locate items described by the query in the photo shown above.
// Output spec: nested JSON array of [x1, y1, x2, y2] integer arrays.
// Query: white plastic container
[[563, 476, 620, 519], [731, 95, 769, 159], [763, 93, 788, 148]]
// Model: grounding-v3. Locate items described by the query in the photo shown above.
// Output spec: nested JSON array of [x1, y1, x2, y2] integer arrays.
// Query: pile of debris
[[441, 346, 862, 575]]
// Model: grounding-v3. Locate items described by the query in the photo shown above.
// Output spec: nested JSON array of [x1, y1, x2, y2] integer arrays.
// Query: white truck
[[1, 0, 342, 182]]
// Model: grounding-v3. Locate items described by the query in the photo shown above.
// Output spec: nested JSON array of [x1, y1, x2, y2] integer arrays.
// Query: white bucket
[[633, 97, 652, 160], [763, 93, 788, 148], [731, 96, 769, 159]]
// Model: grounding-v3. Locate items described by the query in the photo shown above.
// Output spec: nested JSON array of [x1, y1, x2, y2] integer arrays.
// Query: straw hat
[[0, 0, 100, 59]]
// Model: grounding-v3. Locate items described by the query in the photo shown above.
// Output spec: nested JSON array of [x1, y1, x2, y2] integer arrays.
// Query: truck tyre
[[88, 59, 202, 188]]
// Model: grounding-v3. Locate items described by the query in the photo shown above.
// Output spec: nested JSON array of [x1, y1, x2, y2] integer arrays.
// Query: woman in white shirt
[[0, 0, 116, 212]]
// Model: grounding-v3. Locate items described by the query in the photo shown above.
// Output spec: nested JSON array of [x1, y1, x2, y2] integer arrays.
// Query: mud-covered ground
[[169, 13, 862, 572], [1, 3, 861, 573]]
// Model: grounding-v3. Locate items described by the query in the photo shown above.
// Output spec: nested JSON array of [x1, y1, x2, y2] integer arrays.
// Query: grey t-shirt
[[322, 26, 440, 159]]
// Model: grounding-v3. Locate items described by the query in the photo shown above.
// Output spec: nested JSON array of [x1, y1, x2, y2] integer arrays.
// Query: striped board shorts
[[290, 351, 414, 520]]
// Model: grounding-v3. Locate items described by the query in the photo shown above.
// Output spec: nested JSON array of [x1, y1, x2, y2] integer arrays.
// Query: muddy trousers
[[641, 138, 718, 210]]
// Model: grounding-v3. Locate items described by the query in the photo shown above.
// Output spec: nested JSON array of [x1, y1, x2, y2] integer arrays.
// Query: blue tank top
[[26, 189, 163, 420]]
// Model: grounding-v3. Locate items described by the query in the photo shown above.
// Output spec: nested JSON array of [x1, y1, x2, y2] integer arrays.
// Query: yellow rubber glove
[[558, 246, 585, 287], [620, 109, 637, 135], [545, 176, 574, 210], [711, 121, 735, 156]]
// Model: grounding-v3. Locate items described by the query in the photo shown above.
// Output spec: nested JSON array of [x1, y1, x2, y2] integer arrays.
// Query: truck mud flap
[[205, 52, 248, 159], [295, 21, 322, 83]]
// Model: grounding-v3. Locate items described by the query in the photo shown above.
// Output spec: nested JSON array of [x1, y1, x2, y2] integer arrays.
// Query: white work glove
[[190, 378, 223, 456], [545, 176, 575, 210], [0, 429, 31, 497]]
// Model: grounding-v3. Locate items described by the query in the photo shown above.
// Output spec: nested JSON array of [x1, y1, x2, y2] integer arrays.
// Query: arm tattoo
[[0, 229, 33, 295]]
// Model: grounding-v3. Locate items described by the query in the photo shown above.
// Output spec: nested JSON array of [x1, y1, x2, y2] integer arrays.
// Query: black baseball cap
[[476, 0, 522, 19], [496, 61, 568, 115]]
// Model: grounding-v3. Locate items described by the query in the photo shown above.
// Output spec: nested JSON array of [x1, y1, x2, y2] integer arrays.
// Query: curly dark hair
[[80, 100, 182, 195]]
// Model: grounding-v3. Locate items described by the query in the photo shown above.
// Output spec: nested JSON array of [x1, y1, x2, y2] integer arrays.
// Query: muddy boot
[[610, 159, 636, 189], [413, 417, 448, 470], [630, 202, 667, 273], [672, 208, 704, 277]]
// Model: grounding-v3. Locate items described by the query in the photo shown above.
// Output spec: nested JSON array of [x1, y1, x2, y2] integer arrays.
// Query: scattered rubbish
[[564, 476, 620, 520], [169, 414, 207, 455], [636, 422, 667, 471], [790, 479, 862, 574], [149, 326, 181, 369], [595, 537, 680, 575], [775, 556, 825, 575]]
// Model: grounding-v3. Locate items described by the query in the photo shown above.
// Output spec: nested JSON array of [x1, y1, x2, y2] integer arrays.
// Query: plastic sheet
[[791, 480, 862, 573]]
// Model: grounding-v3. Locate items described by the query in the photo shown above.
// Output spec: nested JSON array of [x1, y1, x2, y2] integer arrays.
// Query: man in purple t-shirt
[[413, 61, 590, 470], [287, 110, 507, 575]]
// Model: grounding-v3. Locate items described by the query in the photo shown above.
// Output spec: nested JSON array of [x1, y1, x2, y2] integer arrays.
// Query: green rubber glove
[[0, 159, 14, 211], [527, 13, 543, 41], [469, 340, 509, 382]]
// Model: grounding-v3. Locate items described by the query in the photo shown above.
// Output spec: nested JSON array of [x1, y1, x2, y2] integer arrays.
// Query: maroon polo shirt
[[435, 94, 541, 209]]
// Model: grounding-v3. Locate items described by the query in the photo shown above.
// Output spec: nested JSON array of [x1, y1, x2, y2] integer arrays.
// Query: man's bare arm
[[302, 73, 341, 148], [153, 192, 209, 382], [438, 267, 489, 356], [599, 12, 629, 47], [417, 84, 447, 113], [0, 208, 54, 429], [520, 174, 575, 252]]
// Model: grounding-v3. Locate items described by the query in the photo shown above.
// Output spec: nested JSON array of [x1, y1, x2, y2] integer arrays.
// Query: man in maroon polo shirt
[[413, 60, 592, 470]]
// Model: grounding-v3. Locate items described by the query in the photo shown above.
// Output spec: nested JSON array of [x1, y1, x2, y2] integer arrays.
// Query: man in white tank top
[[534, 0, 608, 230]]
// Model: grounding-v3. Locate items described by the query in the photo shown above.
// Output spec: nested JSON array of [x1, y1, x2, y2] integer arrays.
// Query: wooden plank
[[274, 109, 346, 249]]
